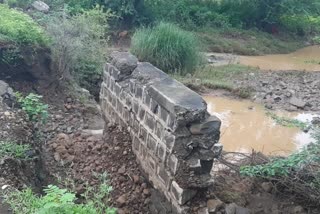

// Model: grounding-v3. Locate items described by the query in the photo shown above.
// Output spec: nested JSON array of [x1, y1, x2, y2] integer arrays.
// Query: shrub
[[0, 4, 48, 45], [4, 183, 116, 214], [45, 7, 110, 97], [16, 93, 48, 124], [0, 141, 31, 159], [131, 22, 201, 74]]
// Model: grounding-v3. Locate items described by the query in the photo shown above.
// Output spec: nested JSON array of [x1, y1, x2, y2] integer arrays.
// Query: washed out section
[[100, 52, 222, 213]]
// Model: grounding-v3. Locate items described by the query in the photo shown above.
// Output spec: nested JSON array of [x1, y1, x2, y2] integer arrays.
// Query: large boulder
[[31, 1, 49, 13]]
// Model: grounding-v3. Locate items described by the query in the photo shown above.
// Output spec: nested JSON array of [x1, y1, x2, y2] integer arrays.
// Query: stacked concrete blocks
[[100, 51, 222, 213]]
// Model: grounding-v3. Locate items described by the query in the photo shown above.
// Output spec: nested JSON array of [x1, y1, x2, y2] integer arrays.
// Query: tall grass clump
[[131, 22, 201, 74]]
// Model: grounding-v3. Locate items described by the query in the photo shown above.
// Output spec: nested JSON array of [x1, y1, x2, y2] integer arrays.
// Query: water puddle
[[239, 45, 320, 71], [203, 96, 317, 156]]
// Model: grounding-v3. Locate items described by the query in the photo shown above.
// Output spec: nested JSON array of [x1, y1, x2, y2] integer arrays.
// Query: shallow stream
[[204, 96, 318, 156], [239, 45, 320, 71]]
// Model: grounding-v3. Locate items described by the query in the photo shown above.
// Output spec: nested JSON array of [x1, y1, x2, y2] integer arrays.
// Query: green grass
[[131, 22, 202, 74], [0, 141, 31, 159], [174, 64, 257, 97], [0, 4, 48, 45], [3, 173, 116, 214], [198, 28, 305, 55]]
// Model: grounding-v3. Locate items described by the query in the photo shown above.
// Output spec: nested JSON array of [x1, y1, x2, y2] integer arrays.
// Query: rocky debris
[[261, 182, 273, 193], [207, 199, 224, 213], [31, 1, 50, 13], [46, 126, 152, 213], [225, 203, 251, 214], [289, 97, 306, 108], [233, 71, 320, 111]]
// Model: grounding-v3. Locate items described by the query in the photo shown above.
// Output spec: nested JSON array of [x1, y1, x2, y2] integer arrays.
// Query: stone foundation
[[100, 52, 222, 213]]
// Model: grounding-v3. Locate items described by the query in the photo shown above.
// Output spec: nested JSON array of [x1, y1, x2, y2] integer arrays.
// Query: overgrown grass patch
[[198, 28, 304, 55], [131, 22, 202, 74], [174, 64, 257, 96], [0, 141, 31, 159], [3, 173, 116, 214], [0, 4, 48, 45]]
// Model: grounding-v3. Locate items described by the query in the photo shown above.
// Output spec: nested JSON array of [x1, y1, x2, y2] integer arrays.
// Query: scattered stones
[[207, 199, 224, 213], [261, 182, 273, 193], [116, 194, 127, 207], [289, 97, 306, 108], [31, 1, 50, 13]]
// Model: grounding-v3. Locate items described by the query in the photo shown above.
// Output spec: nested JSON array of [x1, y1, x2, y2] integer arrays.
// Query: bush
[[45, 7, 110, 97], [145, 0, 230, 29], [4, 182, 116, 214], [0, 4, 48, 45], [0, 141, 31, 159], [131, 22, 201, 74], [16, 93, 48, 124]]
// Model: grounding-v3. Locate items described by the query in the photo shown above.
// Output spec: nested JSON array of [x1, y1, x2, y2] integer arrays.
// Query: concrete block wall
[[100, 52, 222, 213]]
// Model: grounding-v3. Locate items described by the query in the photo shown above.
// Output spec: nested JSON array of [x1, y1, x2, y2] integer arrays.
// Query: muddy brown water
[[203, 96, 317, 156], [239, 45, 320, 71]]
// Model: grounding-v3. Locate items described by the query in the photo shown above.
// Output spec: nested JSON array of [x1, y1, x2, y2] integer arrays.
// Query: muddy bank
[[234, 70, 320, 112]]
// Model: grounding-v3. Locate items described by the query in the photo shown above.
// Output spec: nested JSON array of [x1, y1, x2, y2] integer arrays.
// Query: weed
[[0, 4, 48, 45], [0, 141, 31, 159], [131, 22, 202, 74], [3, 174, 116, 214], [266, 112, 309, 130], [174, 64, 257, 93], [16, 93, 48, 124]]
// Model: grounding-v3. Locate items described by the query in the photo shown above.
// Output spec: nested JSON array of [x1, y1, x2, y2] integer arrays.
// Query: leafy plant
[[0, 141, 31, 159], [266, 112, 309, 130], [16, 93, 48, 124], [131, 22, 202, 74], [4, 174, 116, 214], [45, 6, 110, 97], [0, 4, 48, 45]]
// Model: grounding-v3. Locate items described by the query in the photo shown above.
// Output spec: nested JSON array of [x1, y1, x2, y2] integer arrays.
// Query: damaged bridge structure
[[100, 52, 222, 213]]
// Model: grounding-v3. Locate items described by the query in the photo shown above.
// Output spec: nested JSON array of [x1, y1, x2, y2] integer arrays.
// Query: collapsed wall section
[[100, 51, 222, 213]]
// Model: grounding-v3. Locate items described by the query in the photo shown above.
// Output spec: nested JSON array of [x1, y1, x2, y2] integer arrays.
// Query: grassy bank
[[173, 64, 258, 98], [198, 28, 305, 55]]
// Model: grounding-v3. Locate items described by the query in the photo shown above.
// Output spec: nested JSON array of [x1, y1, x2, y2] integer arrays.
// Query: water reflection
[[204, 96, 316, 156]]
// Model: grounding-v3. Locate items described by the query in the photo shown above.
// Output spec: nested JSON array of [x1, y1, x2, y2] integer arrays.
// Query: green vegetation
[[0, 4, 48, 45], [198, 28, 304, 55], [240, 116, 320, 204], [174, 64, 256, 97], [0, 141, 31, 159], [131, 22, 201, 74], [45, 7, 110, 97], [16, 93, 48, 124], [266, 112, 309, 130], [4, 183, 116, 214]]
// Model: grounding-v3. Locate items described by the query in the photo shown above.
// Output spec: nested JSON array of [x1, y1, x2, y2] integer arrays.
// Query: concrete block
[[147, 134, 157, 152], [135, 84, 143, 99], [138, 107, 146, 121], [163, 131, 175, 152], [139, 125, 148, 144], [150, 98, 159, 114], [189, 115, 221, 135], [147, 154, 157, 173], [156, 141, 167, 163], [170, 181, 197, 205], [167, 154, 179, 175], [110, 51, 138, 77], [145, 112, 155, 131], [132, 136, 141, 153], [159, 106, 169, 123], [157, 166, 172, 189], [143, 91, 151, 107], [133, 119, 139, 134], [133, 99, 139, 115], [155, 121, 164, 139], [139, 144, 147, 160]]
